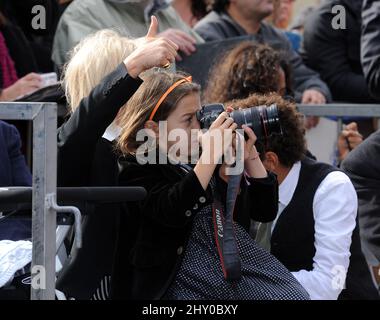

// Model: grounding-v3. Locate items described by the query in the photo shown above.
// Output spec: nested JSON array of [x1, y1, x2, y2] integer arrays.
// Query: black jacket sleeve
[[302, 3, 374, 103], [57, 63, 143, 186], [342, 130, 380, 263], [119, 163, 212, 228], [361, 0, 380, 100], [216, 171, 279, 229], [276, 30, 332, 103]]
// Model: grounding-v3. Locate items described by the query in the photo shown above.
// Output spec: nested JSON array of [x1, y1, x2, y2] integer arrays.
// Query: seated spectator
[[361, 0, 380, 100], [56, 17, 178, 299], [0, 12, 42, 101], [0, 0, 61, 73], [342, 130, 380, 293], [113, 71, 309, 300], [53, 0, 202, 67], [302, 0, 378, 137], [171, 0, 211, 27], [194, 0, 332, 116], [205, 42, 378, 299], [228, 94, 379, 300], [0, 120, 32, 241], [204, 42, 290, 103], [0, 121, 31, 187]]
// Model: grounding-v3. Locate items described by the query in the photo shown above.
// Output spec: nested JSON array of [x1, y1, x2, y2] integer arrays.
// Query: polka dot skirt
[[164, 203, 310, 300]]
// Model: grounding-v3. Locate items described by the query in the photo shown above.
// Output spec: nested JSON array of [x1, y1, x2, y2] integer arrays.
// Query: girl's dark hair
[[212, 0, 230, 12], [228, 94, 306, 167], [205, 42, 283, 103]]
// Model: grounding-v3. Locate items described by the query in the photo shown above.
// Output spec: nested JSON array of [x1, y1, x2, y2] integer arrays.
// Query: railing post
[[30, 103, 57, 300]]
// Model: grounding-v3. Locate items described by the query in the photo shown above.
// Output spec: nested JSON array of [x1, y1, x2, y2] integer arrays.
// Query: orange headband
[[148, 76, 192, 121]]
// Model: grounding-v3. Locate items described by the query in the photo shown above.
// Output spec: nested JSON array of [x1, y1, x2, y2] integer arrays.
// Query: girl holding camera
[[114, 71, 309, 300]]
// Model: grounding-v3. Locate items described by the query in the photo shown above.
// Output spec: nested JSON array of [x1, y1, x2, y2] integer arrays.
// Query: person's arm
[[361, 0, 380, 100], [342, 130, 380, 264], [281, 33, 331, 103], [57, 16, 178, 186], [302, 9, 371, 103], [291, 171, 357, 300], [57, 64, 143, 186], [5, 123, 32, 186]]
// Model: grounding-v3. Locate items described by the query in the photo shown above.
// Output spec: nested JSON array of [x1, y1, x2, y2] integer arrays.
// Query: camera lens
[[197, 103, 282, 141], [230, 104, 282, 140]]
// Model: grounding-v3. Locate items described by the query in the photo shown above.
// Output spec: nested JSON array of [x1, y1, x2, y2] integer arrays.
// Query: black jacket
[[57, 63, 142, 187], [111, 155, 279, 299], [194, 10, 332, 103], [302, 0, 379, 103], [361, 0, 380, 100], [56, 63, 143, 299], [342, 130, 380, 265]]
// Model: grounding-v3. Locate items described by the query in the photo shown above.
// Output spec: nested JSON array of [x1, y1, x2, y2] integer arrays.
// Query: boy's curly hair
[[227, 93, 306, 167]]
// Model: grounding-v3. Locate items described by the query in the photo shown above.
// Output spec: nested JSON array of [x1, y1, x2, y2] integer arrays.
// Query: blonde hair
[[63, 29, 136, 112], [118, 71, 200, 155]]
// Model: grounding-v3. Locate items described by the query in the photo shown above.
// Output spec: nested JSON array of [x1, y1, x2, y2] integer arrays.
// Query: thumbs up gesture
[[124, 16, 179, 78]]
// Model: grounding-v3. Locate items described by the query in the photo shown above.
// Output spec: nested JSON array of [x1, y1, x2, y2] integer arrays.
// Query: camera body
[[196, 103, 282, 141]]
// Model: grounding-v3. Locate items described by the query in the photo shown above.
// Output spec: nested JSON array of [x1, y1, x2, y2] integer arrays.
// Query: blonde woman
[[56, 16, 178, 299], [58, 16, 178, 187]]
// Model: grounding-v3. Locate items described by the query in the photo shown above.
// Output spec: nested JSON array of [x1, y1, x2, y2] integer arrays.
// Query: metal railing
[[0, 102, 57, 300]]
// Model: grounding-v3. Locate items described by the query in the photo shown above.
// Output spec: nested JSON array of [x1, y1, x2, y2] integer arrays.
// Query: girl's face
[[165, 92, 202, 160]]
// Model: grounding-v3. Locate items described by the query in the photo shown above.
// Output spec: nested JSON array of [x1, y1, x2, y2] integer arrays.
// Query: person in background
[[302, 0, 379, 137], [0, 120, 32, 241], [342, 130, 380, 295], [194, 0, 331, 130], [53, 0, 202, 67], [0, 0, 61, 73], [204, 42, 291, 103], [267, 0, 301, 51], [361, 0, 380, 100], [229, 94, 378, 300], [171, 0, 211, 28], [0, 12, 42, 101]]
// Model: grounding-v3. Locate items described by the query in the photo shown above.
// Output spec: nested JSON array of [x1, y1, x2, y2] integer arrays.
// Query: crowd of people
[[0, 0, 380, 300]]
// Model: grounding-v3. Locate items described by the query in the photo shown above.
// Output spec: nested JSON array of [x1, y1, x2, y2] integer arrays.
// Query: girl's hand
[[240, 125, 268, 179], [199, 110, 238, 164], [195, 109, 237, 190], [242, 125, 259, 162], [124, 16, 179, 78]]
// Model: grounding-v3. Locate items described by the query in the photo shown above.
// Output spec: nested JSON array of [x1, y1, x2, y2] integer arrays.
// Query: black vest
[[271, 157, 337, 271], [271, 157, 379, 299]]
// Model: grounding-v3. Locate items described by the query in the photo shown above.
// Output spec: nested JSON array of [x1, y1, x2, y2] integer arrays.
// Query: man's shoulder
[[61, 0, 108, 20], [195, 11, 224, 27], [260, 22, 290, 44]]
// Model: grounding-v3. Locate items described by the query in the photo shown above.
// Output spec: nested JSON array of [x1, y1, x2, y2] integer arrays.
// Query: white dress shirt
[[102, 122, 122, 142], [272, 161, 357, 300]]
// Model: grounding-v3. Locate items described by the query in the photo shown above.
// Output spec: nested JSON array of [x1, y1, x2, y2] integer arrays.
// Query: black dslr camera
[[196, 103, 282, 141]]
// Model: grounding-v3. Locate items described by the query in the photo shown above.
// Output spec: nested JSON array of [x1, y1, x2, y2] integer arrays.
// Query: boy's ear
[[263, 151, 279, 172], [144, 120, 159, 138]]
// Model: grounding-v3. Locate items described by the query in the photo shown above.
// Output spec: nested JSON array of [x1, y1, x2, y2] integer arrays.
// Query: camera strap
[[212, 173, 242, 282], [178, 163, 242, 281]]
